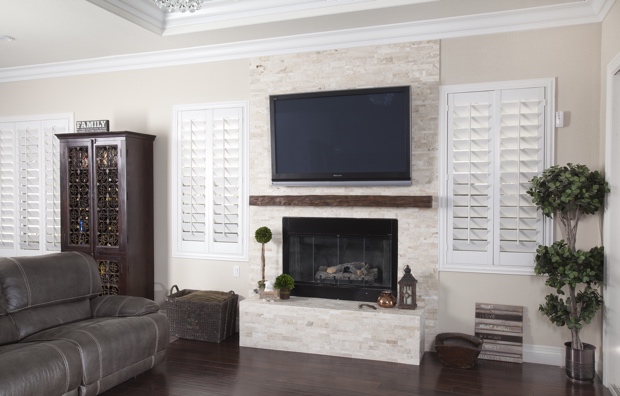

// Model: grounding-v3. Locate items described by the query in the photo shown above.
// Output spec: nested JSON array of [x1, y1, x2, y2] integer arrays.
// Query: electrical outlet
[[233, 266, 240, 277]]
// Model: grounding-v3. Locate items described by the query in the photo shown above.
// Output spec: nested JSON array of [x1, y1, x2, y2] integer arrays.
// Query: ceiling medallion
[[153, 0, 204, 13]]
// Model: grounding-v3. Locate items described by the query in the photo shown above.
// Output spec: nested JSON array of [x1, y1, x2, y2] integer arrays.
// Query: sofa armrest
[[90, 295, 161, 317]]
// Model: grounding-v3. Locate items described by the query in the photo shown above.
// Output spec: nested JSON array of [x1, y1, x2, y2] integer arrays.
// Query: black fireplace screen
[[283, 217, 398, 302]]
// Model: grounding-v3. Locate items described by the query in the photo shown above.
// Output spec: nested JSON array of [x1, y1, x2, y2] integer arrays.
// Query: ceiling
[[0, 0, 613, 82]]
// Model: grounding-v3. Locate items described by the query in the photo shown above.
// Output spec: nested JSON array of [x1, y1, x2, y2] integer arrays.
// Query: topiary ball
[[255, 226, 272, 244]]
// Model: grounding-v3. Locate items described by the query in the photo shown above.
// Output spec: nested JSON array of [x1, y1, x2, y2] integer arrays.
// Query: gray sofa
[[0, 252, 169, 396]]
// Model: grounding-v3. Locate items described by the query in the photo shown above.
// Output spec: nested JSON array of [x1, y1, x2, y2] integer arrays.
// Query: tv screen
[[269, 86, 411, 186]]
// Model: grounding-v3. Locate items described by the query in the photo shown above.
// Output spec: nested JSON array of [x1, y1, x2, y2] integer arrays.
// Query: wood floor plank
[[101, 334, 612, 396]]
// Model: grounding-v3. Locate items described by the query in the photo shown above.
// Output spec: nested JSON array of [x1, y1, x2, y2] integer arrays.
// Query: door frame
[[603, 51, 620, 392]]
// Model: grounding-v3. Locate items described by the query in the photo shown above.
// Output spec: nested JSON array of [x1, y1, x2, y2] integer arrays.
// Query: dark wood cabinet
[[56, 131, 155, 299]]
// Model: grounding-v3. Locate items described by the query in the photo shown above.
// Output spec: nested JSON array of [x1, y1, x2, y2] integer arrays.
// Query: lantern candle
[[398, 265, 417, 310]]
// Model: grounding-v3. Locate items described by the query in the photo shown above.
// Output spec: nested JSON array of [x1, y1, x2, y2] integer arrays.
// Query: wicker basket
[[166, 286, 238, 343]]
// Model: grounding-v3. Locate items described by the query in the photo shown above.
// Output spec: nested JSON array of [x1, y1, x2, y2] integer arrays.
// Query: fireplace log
[[316, 262, 378, 283]]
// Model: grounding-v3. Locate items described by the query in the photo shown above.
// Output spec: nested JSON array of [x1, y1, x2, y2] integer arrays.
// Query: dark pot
[[565, 342, 596, 383], [279, 290, 291, 300]]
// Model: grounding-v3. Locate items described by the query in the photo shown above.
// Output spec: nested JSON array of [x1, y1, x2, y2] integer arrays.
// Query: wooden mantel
[[249, 195, 433, 208]]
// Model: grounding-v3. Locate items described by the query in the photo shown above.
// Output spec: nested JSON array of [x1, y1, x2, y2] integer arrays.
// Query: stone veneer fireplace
[[283, 216, 398, 302], [247, 40, 441, 353]]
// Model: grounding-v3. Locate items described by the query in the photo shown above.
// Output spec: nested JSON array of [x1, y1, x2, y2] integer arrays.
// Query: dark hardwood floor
[[102, 334, 612, 396]]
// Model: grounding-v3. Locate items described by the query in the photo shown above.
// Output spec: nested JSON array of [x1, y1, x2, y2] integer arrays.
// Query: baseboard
[[522, 344, 564, 366], [610, 384, 620, 396]]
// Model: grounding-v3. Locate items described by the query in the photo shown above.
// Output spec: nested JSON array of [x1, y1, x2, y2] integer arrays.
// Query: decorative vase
[[377, 291, 396, 308], [565, 342, 596, 383], [279, 289, 291, 300]]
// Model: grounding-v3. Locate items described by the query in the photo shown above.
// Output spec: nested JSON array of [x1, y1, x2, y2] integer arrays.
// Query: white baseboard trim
[[522, 344, 564, 366], [610, 384, 620, 396]]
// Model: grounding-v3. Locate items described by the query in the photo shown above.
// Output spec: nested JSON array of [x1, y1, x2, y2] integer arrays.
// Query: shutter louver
[[448, 92, 494, 265], [0, 124, 15, 249], [18, 123, 41, 250], [497, 88, 545, 265]]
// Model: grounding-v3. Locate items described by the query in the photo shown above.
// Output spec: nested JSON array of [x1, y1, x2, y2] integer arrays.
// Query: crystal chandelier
[[153, 0, 204, 13]]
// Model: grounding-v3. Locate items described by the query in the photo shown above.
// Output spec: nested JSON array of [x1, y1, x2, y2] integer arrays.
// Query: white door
[[604, 57, 620, 394]]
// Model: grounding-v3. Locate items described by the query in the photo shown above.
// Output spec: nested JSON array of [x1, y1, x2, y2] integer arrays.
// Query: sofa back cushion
[[0, 252, 102, 340]]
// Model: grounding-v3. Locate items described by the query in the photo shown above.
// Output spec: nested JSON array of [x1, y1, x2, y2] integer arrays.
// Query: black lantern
[[398, 265, 417, 310]]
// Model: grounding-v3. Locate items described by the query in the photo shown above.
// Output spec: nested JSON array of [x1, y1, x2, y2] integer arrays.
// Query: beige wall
[[0, 61, 252, 303], [440, 24, 603, 350], [0, 20, 609, 355]]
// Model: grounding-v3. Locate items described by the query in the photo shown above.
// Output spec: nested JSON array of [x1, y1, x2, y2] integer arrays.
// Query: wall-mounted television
[[269, 86, 411, 186]]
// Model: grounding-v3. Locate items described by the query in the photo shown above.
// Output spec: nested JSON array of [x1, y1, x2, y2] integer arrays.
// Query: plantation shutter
[[43, 119, 67, 251], [18, 122, 41, 250], [0, 123, 16, 250], [211, 108, 242, 254], [496, 88, 546, 266], [0, 115, 71, 256], [447, 91, 494, 266], [174, 103, 247, 260], [445, 85, 549, 271], [178, 109, 209, 251]]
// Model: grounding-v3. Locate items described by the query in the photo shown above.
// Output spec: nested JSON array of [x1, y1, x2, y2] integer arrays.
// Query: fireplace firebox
[[282, 217, 398, 302]]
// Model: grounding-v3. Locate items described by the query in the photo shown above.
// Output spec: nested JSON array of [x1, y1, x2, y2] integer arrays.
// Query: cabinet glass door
[[67, 145, 91, 247], [97, 256, 125, 295], [94, 143, 120, 249]]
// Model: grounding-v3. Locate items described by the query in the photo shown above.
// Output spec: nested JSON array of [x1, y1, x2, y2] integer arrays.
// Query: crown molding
[[86, 0, 438, 35], [0, 0, 615, 83]]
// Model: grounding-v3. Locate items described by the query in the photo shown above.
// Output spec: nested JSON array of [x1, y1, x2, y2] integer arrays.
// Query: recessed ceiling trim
[[0, 0, 614, 83], [88, 0, 439, 35]]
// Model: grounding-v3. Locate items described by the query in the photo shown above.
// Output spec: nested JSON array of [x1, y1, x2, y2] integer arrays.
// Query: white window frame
[[439, 79, 555, 275], [0, 113, 74, 257], [171, 101, 249, 261]]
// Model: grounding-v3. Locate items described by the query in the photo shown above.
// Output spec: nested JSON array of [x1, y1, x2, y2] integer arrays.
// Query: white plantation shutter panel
[[447, 92, 494, 266], [211, 108, 241, 252], [443, 81, 551, 273], [18, 122, 41, 250], [174, 103, 247, 260], [0, 114, 72, 257], [0, 124, 16, 250], [179, 110, 208, 250], [43, 119, 67, 251], [496, 88, 546, 266]]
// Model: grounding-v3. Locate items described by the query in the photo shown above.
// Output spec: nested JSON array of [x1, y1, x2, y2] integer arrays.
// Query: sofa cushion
[[0, 252, 101, 313], [24, 313, 169, 388], [10, 299, 92, 340], [0, 340, 83, 396], [90, 295, 161, 317], [0, 315, 20, 346]]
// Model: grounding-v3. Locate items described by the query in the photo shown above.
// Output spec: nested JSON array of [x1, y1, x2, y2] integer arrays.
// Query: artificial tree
[[527, 163, 609, 351], [254, 226, 272, 288]]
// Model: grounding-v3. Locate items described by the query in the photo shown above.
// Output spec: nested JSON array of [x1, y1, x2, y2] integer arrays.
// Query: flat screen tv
[[269, 86, 411, 186]]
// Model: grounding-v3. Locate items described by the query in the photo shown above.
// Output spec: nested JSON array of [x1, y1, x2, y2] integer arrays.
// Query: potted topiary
[[274, 273, 295, 300], [255, 226, 272, 290], [527, 163, 609, 382]]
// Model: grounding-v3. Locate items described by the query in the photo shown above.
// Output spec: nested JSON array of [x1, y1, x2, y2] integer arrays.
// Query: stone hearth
[[239, 297, 425, 365]]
